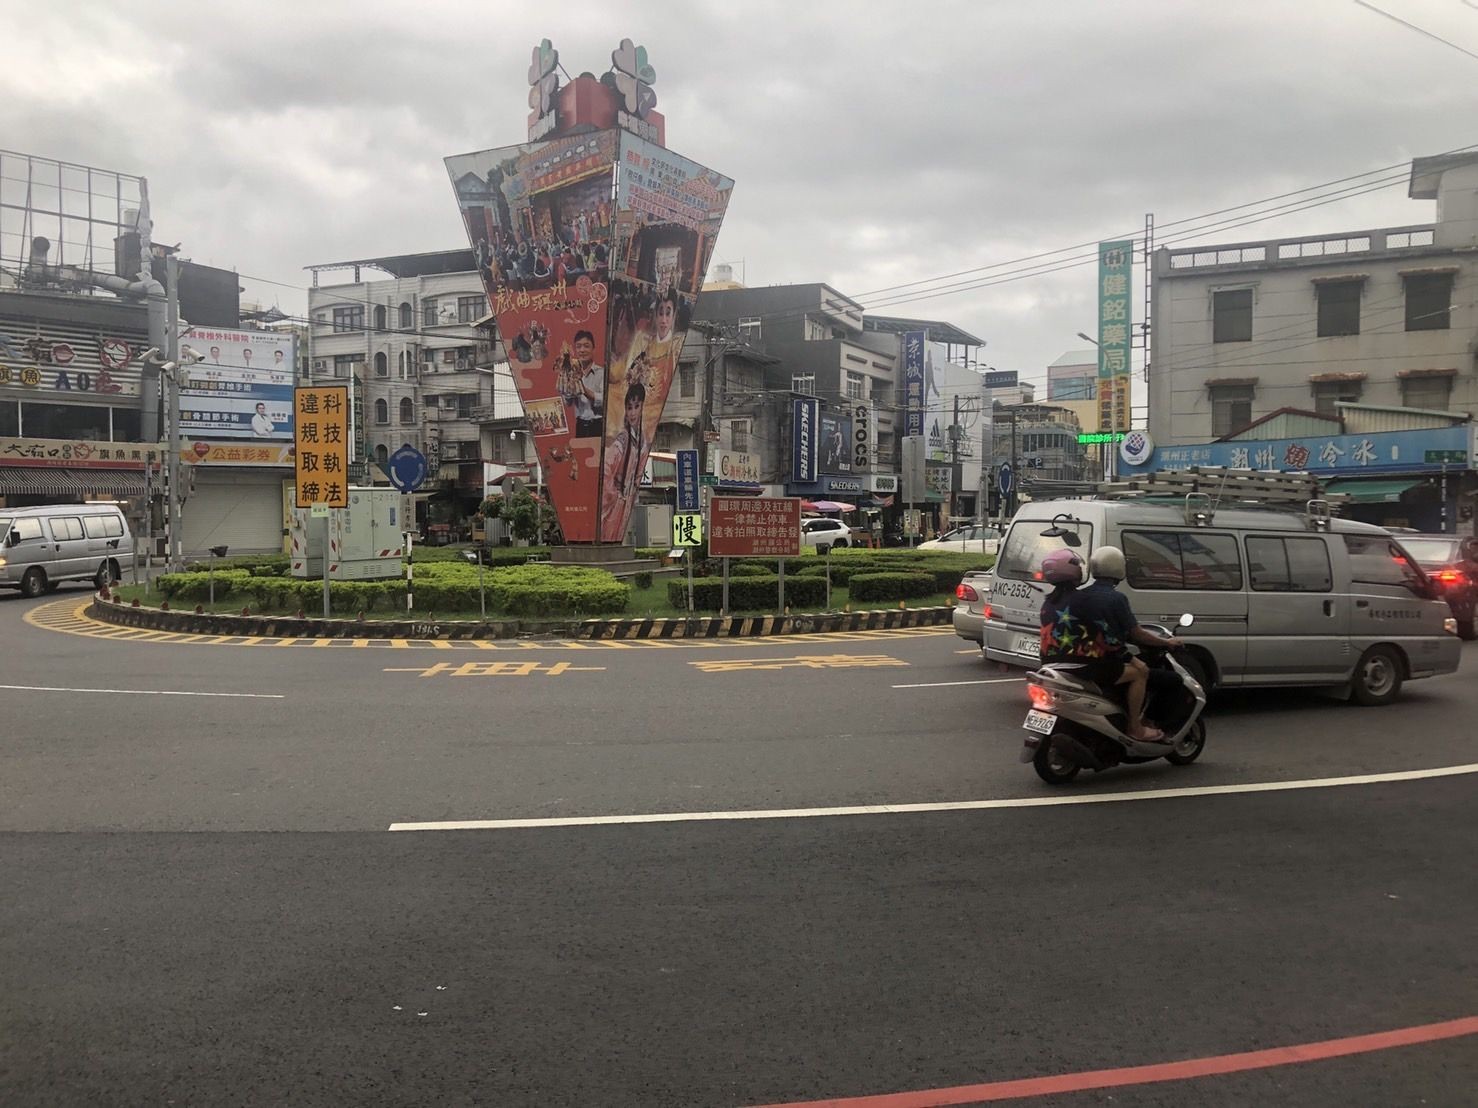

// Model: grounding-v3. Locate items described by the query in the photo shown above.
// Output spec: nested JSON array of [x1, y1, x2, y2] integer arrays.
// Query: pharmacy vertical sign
[[1096, 240, 1133, 435]]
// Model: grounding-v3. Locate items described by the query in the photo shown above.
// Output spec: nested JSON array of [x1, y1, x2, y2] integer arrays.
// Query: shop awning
[[1323, 477, 1426, 503], [0, 466, 147, 497]]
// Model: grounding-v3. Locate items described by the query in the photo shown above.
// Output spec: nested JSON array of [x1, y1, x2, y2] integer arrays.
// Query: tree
[[498, 488, 555, 543]]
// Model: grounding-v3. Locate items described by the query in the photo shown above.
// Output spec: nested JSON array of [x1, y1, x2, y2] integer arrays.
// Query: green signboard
[[1078, 432, 1127, 445], [1097, 240, 1133, 434], [1424, 450, 1466, 464]]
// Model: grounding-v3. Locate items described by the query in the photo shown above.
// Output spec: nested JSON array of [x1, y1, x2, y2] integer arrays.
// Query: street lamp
[[1076, 332, 1099, 346]]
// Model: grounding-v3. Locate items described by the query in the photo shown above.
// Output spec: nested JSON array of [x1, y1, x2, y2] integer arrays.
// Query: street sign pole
[[686, 547, 694, 612], [778, 558, 786, 614], [322, 511, 331, 619]]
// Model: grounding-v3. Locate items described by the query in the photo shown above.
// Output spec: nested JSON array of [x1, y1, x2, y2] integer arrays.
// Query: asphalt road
[[3, 585, 1476, 1106]]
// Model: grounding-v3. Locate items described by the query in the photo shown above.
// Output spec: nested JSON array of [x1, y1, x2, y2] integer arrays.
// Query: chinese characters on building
[[1096, 240, 1133, 433], [708, 496, 801, 557], [293, 386, 350, 507]]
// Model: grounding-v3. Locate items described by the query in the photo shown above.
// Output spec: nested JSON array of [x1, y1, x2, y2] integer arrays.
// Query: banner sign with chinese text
[[709, 495, 801, 557], [1096, 240, 1133, 433], [902, 329, 926, 436], [293, 386, 349, 507], [1122, 425, 1470, 476], [676, 447, 700, 510]]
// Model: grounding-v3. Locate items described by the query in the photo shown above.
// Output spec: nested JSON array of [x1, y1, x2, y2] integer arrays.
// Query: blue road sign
[[387, 444, 428, 493], [998, 463, 1014, 496], [676, 448, 700, 511]]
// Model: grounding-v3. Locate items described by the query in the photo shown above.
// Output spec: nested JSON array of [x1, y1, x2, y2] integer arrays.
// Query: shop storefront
[[1122, 425, 1477, 534], [180, 441, 295, 555]]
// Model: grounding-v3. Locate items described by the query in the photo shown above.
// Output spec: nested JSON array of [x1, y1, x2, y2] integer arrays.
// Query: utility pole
[[1009, 406, 1020, 518], [950, 393, 961, 526], [978, 378, 991, 525], [164, 254, 183, 570]]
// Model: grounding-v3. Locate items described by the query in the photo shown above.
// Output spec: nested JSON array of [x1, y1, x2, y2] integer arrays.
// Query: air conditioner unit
[[313, 360, 326, 370]]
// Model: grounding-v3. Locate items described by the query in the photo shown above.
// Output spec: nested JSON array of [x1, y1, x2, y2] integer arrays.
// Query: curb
[[88, 596, 954, 641]]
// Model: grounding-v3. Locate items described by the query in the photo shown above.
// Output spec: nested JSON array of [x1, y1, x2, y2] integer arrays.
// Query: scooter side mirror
[[1178, 612, 1195, 629]]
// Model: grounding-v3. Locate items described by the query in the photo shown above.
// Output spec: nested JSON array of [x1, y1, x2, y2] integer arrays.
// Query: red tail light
[[982, 604, 993, 621], [1028, 683, 1054, 709], [956, 583, 979, 601], [1437, 568, 1466, 586]]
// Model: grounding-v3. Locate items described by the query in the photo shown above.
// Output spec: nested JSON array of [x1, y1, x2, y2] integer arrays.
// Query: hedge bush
[[666, 574, 827, 612], [847, 571, 939, 603], [155, 570, 255, 602], [183, 554, 288, 575], [730, 563, 774, 577]]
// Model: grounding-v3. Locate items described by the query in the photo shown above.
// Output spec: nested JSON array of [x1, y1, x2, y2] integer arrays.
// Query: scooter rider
[[1039, 545, 1182, 743]]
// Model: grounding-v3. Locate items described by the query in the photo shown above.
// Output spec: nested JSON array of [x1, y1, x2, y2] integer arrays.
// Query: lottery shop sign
[[293, 386, 349, 508], [708, 496, 801, 558]]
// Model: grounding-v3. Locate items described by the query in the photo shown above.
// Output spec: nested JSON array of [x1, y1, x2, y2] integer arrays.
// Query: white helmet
[[1089, 545, 1127, 581]]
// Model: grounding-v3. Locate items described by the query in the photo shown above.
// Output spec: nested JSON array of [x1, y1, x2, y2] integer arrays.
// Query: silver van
[[984, 498, 1460, 705], [0, 503, 131, 598]]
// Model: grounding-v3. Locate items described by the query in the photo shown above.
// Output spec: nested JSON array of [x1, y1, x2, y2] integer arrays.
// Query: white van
[[0, 503, 132, 598], [985, 497, 1460, 705]]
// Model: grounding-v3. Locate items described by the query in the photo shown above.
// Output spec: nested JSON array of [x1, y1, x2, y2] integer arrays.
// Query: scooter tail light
[[1028, 684, 1056, 710]]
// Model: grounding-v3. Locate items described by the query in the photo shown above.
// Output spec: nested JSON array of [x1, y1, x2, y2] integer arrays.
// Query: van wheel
[[94, 561, 118, 589], [1352, 646, 1404, 706], [19, 567, 46, 599]]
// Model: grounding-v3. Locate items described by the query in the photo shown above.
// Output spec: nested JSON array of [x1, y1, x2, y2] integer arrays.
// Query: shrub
[[633, 571, 654, 589], [667, 574, 827, 612], [847, 571, 939, 603], [730, 563, 773, 577], [155, 570, 254, 602]]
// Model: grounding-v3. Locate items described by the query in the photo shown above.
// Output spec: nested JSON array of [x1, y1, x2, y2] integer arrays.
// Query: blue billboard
[[1126, 425, 1471, 477], [180, 327, 296, 441], [676, 448, 700, 511]]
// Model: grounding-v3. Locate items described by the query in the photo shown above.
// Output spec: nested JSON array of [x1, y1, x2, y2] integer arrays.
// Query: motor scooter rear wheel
[[1033, 740, 1081, 785], [1165, 719, 1206, 766]]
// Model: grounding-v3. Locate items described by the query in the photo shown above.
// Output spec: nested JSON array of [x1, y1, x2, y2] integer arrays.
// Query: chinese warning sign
[[672, 511, 703, 547], [708, 496, 801, 557], [293, 386, 349, 508], [1096, 239, 1133, 433]]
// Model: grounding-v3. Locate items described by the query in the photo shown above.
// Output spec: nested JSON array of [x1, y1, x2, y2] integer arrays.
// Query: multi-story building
[[305, 251, 501, 518], [1149, 152, 1478, 445], [1046, 351, 1099, 432]]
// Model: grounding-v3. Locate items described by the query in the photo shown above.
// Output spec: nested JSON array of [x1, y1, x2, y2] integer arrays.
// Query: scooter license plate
[[1023, 709, 1056, 735]]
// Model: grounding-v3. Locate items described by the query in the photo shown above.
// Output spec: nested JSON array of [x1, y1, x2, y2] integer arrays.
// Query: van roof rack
[[1097, 467, 1345, 529]]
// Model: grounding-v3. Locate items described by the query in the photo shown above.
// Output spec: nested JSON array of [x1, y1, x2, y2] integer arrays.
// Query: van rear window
[[997, 520, 1093, 581]]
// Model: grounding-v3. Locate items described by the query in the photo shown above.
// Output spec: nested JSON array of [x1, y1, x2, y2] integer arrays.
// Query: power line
[[1354, 0, 1478, 63]]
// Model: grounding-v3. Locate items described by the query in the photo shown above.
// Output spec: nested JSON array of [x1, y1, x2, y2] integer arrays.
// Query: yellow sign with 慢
[[672, 512, 703, 547]]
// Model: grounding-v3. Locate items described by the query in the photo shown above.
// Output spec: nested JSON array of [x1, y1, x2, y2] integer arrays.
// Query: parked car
[[0, 503, 131, 597], [983, 498, 1459, 704], [952, 568, 994, 645], [801, 518, 854, 551], [1397, 533, 1478, 640], [919, 524, 1002, 555]]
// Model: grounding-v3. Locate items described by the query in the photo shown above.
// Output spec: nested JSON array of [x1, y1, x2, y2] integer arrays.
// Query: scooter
[[1020, 613, 1208, 785]]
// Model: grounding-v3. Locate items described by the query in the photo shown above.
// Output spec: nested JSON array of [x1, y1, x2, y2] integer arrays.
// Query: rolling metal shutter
[[181, 470, 285, 556]]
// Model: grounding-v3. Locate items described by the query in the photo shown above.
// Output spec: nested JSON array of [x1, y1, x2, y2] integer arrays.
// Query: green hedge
[[155, 562, 628, 617], [847, 571, 939, 602], [667, 574, 828, 612], [182, 554, 288, 575], [730, 563, 773, 577]]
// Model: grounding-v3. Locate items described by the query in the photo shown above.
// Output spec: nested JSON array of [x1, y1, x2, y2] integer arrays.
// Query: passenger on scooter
[[1038, 545, 1182, 742]]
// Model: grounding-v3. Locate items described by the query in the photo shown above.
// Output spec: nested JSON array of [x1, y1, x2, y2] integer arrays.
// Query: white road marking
[[0, 683, 284, 699], [892, 677, 1023, 688], [388, 763, 1478, 832]]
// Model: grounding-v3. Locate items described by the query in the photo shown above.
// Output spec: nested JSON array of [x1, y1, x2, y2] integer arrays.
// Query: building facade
[[1149, 153, 1478, 447]]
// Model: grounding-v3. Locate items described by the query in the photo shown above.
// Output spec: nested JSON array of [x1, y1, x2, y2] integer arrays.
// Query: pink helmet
[[1041, 547, 1085, 586]]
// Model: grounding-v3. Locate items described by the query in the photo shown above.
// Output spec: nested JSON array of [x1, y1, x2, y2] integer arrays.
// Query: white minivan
[[0, 503, 131, 598], [984, 498, 1460, 705]]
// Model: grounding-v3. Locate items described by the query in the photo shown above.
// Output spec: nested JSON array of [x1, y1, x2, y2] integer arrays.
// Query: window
[[1209, 383, 1254, 437], [375, 444, 389, 464], [455, 440, 480, 460], [653, 425, 675, 450], [1311, 379, 1362, 416], [1048, 376, 1095, 400], [845, 371, 867, 400], [374, 352, 388, 378], [1246, 536, 1332, 593], [1212, 288, 1253, 342], [456, 394, 475, 418], [457, 295, 485, 324], [83, 513, 123, 539], [791, 374, 816, 395], [332, 354, 361, 379], [1401, 374, 1452, 411], [11, 517, 43, 542], [422, 298, 439, 327], [1123, 531, 1242, 591], [1316, 280, 1362, 337], [679, 364, 696, 398], [48, 516, 84, 541], [997, 521, 1094, 582], [1404, 273, 1453, 331], [399, 302, 413, 330], [373, 304, 387, 331], [1344, 535, 1426, 590], [803, 315, 829, 341], [332, 305, 364, 333], [738, 316, 761, 341], [730, 420, 750, 453], [374, 398, 389, 425], [398, 351, 410, 380], [399, 397, 415, 424]]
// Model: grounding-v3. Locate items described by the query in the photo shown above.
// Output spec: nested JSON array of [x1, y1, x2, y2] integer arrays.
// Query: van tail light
[[956, 583, 979, 602], [982, 604, 993, 621]]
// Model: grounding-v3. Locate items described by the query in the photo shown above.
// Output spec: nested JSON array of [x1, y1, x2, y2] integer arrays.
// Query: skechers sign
[[792, 397, 818, 484]]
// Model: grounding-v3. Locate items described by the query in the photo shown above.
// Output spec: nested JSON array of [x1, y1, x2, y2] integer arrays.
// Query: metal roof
[[305, 249, 477, 278], [863, 315, 985, 347], [0, 466, 146, 496]]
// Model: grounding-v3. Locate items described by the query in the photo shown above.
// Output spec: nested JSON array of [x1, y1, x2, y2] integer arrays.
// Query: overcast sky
[[4, 0, 1477, 395]]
